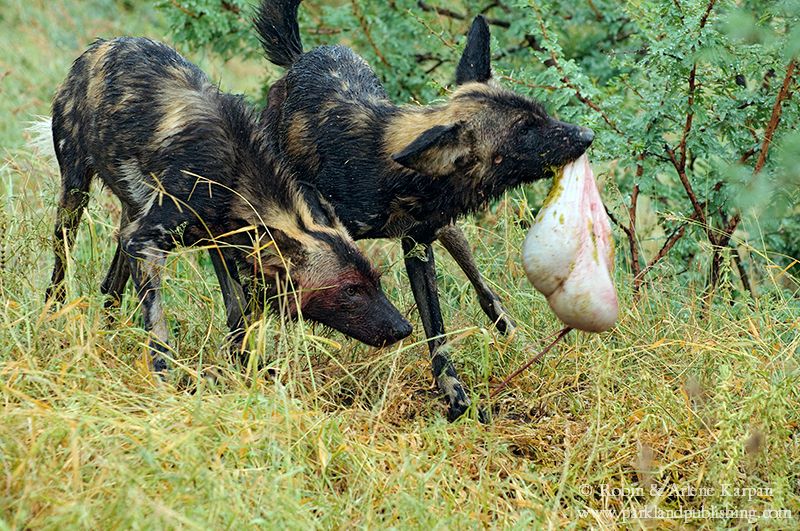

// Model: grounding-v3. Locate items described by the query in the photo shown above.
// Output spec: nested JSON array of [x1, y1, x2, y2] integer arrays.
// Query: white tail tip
[[25, 115, 56, 161]]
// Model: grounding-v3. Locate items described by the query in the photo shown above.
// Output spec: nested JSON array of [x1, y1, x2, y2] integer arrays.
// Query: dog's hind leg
[[100, 207, 132, 311], [121, 212, 183, 374], [45, 149, 92, 303], [403, 237, 479, 422], [437, 224, 516, 334]]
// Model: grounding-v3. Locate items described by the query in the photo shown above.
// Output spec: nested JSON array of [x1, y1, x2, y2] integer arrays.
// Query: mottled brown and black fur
[[244, 1, 595, 421], [45, 37, 411, 372]]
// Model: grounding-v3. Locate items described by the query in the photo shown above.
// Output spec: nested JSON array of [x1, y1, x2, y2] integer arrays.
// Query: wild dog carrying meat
[[44, 37, 411, 372], [250, 1, 594, 420], [522, 155, 618, 332]]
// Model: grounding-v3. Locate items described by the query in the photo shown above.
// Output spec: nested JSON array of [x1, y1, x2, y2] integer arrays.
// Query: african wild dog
[[247, 0, 596, 420], [102, 4, 595, 418], [45, 37, 412, 372]]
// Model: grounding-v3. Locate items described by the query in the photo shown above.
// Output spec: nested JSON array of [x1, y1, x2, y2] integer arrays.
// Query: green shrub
[[158, 0, 799, 299]]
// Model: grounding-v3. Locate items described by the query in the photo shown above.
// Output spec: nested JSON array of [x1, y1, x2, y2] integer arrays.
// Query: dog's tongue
[[522, 154, 618, 332]]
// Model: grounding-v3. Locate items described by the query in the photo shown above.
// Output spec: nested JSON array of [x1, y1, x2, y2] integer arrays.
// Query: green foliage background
[[159, 0, 800, 295]]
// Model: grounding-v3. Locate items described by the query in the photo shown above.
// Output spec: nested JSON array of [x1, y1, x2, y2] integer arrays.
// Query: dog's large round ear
[[391, 123, 470, 177], [455, 15, 492, 85]]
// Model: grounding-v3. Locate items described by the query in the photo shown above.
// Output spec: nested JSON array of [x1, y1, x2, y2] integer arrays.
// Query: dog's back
[[52, 38, 260, 218], [286, 45, 387, 104]]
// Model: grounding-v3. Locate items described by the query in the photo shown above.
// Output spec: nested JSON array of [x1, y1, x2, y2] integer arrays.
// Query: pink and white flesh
[[522, 154, 619, 332]]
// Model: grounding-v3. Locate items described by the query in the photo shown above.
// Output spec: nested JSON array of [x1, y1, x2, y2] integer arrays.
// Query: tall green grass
[[1, 1, 798, 528]]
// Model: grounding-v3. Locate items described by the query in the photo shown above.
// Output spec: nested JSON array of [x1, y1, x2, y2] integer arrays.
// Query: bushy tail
[[254, 0, 304, 68], [25, 115, 57, 162]]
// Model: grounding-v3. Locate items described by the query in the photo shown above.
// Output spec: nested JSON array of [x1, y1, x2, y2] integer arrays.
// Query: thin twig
[[634, 209, 701, 282], [425, 59, 445, 74], [407, 9, 457, 51], [498, 75, 561, 92], [571, 89, 624, 135], [490, 327, 572, 398], [417, 1, 510, 28], [753, 59, 796, 174], [307, 28, 342, 36], [605, 207, 626, 233], [170, 0, 198, 18], [665, 145, 708, 231], [628, 185, 643, 292], [733, 249, 756, 301], [678, 64, 697, 170], [720, 212, 741, 241], [351, 1, 392, 69], [586, 0, 604, 22], [663, 0, 718, 245], [705, 212, 741, 305], [628, 158, 642, 284], [698, 0, 718, 30], [682, 60, 732, 294], [739, 147, 757, 164], [220, 1, 240, 15], [529, 9, 624, 135]]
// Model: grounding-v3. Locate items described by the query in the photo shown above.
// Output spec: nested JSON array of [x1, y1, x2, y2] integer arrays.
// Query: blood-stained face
[[297, 252, 413, 347]]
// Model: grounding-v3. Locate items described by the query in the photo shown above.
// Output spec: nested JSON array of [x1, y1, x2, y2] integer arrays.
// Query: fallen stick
[[490, 326, 572, 398]]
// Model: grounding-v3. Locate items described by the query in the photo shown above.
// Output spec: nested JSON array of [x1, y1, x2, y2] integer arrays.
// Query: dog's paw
[[490, 299, 516, 335]]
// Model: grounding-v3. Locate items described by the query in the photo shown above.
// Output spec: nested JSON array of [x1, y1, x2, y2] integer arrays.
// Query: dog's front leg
[[209, 247, 255, 363], [437, 224, 516, 334], [402, 237, 474, 422]]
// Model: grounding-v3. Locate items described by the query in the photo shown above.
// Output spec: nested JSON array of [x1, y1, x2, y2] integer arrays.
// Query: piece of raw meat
[[522, 155, 618, 332]]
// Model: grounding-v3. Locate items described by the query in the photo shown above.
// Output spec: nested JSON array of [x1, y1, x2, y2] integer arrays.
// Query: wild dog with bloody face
[[45, 37, 412, 372]]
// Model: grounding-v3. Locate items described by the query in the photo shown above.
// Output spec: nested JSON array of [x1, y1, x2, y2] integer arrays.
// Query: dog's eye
[[345, 286, 358, 297]]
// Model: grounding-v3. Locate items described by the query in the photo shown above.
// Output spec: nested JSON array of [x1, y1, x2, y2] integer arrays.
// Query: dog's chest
[[344, 191, 458, 242]]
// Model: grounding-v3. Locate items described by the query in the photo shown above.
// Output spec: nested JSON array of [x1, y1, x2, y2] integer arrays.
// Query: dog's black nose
[[579, 127, 595, 147], [391, 320, 413, 342]]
